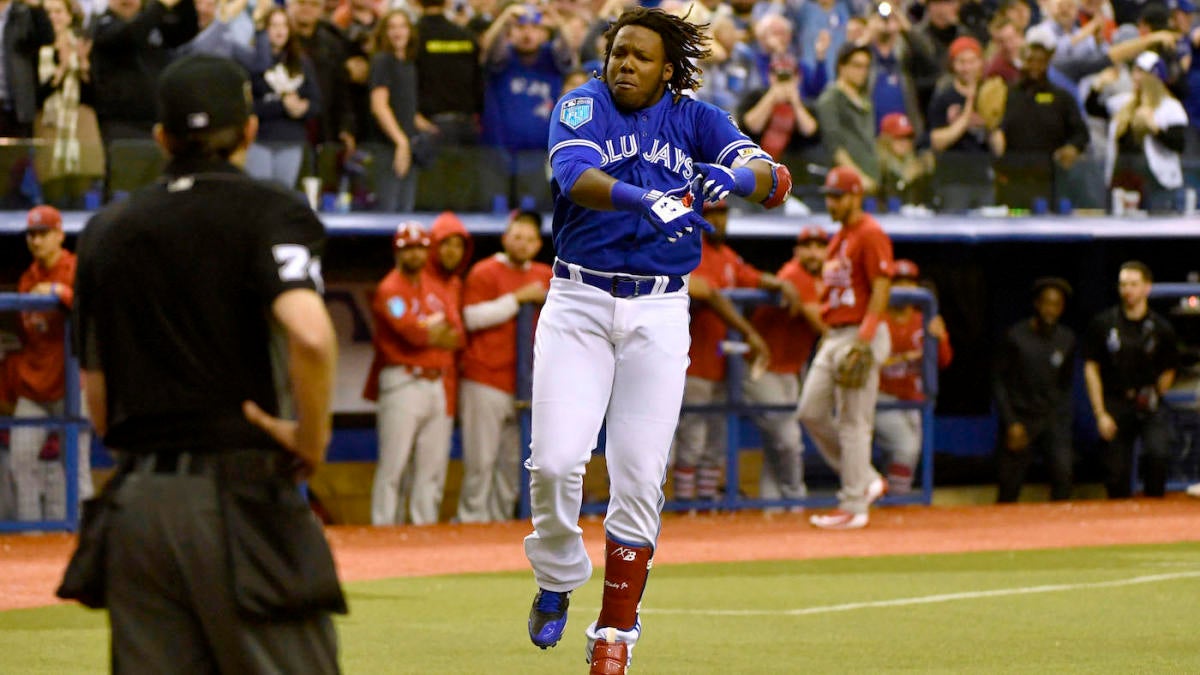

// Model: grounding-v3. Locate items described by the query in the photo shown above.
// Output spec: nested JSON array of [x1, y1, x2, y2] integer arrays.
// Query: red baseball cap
[[948, 36, 982, 62], [894, 259, 920, 280], [796, 225, 829, 244], [26, 205, 63, 232], [880, 112, 915, 138], [393, 221, 431, 249], [820, 166, 864, 196]]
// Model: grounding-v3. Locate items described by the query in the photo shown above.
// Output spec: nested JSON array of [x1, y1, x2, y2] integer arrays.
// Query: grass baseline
[[1, 542, 1198, 673]]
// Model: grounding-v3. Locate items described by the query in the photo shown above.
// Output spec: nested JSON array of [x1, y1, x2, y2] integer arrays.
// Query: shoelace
[[534, 591, 566, 614]]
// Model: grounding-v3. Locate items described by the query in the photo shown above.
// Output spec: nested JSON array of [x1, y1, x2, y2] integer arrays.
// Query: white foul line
[[640, 570, 1200, 617]]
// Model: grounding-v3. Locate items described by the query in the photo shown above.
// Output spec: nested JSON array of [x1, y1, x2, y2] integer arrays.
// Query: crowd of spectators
[[0, 0, 1196, 212]]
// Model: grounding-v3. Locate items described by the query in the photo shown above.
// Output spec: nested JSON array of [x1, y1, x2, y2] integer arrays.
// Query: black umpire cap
[[157, 55, 252, 136]]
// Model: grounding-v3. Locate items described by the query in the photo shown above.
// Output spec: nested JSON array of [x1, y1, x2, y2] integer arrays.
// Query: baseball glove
[[834, 341, 874, 389], [976, 76, 1008, 131]]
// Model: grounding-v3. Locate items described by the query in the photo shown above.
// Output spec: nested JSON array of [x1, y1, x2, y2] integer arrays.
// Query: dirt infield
[[3, 496, 1198, 612]]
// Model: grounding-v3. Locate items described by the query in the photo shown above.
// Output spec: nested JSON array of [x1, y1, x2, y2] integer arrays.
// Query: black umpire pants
[[105, 465, 339, 674], [996, 415, 1073, 503], [1103, 405, 1171, 499]]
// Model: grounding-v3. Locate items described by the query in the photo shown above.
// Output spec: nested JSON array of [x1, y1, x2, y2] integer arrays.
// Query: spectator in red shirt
[[744, 226, 828, 508], [874, 260, 953, 494], [985, 14, 1025, 83], [11, 206, 93, 522], [673, 201, 798, 504]]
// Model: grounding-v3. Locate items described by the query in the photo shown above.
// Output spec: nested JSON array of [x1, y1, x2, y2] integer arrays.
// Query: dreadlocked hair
[[603, 7, 710, 95]]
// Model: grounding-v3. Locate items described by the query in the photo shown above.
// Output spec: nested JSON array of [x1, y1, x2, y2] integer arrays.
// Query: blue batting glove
[[693, 162, 757, 203]]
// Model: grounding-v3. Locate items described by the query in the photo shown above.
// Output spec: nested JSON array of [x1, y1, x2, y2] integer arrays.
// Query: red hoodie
[[424, 211, 474, 416]]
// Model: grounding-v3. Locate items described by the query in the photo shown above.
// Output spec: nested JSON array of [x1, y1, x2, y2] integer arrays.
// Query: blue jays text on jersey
[[547, 78, 771, 276]]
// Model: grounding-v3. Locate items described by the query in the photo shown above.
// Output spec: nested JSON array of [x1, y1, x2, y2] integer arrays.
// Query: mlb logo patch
[[388, 296, 407, 319], [560, 97, 594, 130]]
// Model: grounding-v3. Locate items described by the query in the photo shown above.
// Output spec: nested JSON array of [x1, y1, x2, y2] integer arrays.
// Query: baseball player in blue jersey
[[523, 8, 792, 674]]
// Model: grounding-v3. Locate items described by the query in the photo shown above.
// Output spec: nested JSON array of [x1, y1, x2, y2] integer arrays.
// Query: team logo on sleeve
[[560, 97, 594, 129], [388, 296, 406, 318]]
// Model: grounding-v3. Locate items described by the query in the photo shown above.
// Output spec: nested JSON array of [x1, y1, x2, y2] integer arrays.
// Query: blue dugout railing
[[0, 293, 85, 533], [1147, 283, 1200, 494], [514, 285, 939, 519]]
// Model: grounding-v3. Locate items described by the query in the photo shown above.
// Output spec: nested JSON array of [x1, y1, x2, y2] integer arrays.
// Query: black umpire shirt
[[73, 157, 326, 453], [992, 319, 1077, 431], [1082, 307, 1179, 405]]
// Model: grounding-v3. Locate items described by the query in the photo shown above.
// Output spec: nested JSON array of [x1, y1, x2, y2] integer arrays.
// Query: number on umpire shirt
[[272, 244, 324, 293]]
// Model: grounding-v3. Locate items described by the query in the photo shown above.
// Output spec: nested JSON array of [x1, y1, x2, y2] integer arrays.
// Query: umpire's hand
[[243, 400, 316, 479]]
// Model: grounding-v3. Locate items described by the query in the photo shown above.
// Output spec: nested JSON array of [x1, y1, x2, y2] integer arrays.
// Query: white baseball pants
[[743, 371, 807, 500], [456, 379, 521, 523], [874, 394, 922, 491], [372, 367, 452, 526], [524, 277, 689, 592], [0, 448, 13, 519], [674, 377, 726, 471], [796, 325, 891, 515], [10, 396, 93, 522]]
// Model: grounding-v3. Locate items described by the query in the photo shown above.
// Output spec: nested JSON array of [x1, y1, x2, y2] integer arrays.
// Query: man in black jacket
[[90, 0, 198, 142], [993, 277, 1077, 502], [0, 0, 54, 137], [990, 32, 1089, 210], [416, 0, 482, 145], [288, 0, 355, 149]]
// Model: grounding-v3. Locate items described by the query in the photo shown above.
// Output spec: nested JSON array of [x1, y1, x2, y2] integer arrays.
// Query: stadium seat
[[512, 149, 552, 212], [415, 145, 510, 212], [106, 139, 162, 196]]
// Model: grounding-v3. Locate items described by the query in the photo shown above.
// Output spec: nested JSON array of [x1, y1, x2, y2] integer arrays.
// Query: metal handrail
[[515, 285, 941, 518], [0, 293, 86, 532]]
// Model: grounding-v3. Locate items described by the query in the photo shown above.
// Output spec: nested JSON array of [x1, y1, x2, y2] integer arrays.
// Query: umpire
[[63, 55, 345, 672]]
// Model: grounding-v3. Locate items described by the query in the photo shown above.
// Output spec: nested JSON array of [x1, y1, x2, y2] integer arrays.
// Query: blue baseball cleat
[[528, 589, 570, 649]]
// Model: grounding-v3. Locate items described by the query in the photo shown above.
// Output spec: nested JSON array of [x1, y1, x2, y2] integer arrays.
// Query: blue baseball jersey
[[548, 77, 770, 276], [482, 43, 566, 152]]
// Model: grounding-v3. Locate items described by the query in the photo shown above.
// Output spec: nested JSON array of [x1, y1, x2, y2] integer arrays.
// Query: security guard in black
[[1083, 262, 1179, 499]]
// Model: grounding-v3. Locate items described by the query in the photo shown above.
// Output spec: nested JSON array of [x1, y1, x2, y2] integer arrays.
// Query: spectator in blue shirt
[[1183, 4, 1200, 129], [792, 0, 848, 81], [696, 13, 759, 111], [861, 2, 923, 136], [479, 3, 570, 154], [749, 12, 829, 100]]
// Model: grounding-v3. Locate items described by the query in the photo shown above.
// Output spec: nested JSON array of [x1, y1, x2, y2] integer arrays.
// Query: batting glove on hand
[[693, 162, 757, 204], [639, 186, 710, 242]]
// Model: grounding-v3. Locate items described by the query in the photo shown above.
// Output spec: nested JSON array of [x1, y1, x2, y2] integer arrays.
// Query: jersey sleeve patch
[[387, 296, 407, 319], [560, 97, 594, 130]]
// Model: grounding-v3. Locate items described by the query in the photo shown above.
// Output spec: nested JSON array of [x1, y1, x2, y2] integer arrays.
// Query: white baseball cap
[[1024, 24, 1058, 52]]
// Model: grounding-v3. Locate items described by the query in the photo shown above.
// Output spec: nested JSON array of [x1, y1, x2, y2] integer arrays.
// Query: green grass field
[[3, 543, 1199, 673]]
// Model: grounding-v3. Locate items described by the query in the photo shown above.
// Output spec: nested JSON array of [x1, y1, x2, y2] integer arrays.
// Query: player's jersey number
[[272, 244, 325, 294], [828, 286, 856, 309]]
